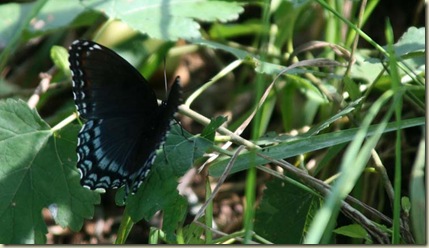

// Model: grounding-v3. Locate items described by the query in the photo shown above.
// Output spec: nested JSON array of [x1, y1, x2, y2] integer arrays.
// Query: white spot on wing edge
[[77, 168, 84, 179]]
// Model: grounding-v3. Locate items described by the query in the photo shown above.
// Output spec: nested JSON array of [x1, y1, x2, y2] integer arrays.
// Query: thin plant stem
[[204, 178, 213, 244], [185, 60, 242, 107], [385, 20, 403, 245]]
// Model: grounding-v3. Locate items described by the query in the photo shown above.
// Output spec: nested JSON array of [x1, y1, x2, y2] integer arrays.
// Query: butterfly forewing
[[69, 40, 181, 197]]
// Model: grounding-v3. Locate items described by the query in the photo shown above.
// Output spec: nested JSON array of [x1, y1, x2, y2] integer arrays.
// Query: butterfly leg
[[173, 119, 192, 142]]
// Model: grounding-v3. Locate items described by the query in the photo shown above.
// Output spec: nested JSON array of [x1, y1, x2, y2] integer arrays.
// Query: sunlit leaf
[[0, 99, 99, 244]]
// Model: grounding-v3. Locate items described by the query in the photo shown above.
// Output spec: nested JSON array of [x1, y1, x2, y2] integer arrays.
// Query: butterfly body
[[69, 40, 181, 197]]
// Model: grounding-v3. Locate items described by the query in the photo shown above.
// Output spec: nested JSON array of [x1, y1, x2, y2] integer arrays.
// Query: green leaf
[[350, 27, 425, 84], [0, 0, 243, 44], [333, 224, 374, 244], [209, 21, 267, 40], [0, 2, 36, 47], [383, 26, 425, 82], [162, 196, 188, 243], [209, 117, 424, 177], [0, 1, 93, 45], [123, 125, 212, 242], [401, 196, 411, 214], [84, 0, 244, 41], [254, 178, 321, 244], [26, 1, 90, 35], [343, 76, 361, 101], [201, 116, 227, 141], [409, 134, 426, 244], [384, 27, 425, 57], [193, 39, 309, 75], [182, 219, 205, 244], [0, 0, 48, 71], [333, 224, 368, 239], [349, 51, 386, 84], [0, 99, 99, 244], [50, 45, 70, 76], [303, 97, 363, 137]]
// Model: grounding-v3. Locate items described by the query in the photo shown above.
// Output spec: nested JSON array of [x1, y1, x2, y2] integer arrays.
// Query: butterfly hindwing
[[69, 40, 181, 197]]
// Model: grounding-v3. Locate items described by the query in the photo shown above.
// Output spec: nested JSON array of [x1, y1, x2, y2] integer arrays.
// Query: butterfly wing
[[70, 40, 158, 119], [76, 117, 143, 190], [69, 40, 181, 195], [130, 76, 182, 193]]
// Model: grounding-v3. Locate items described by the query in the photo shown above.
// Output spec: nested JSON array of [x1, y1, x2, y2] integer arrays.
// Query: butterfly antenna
[[163, 57, 168, 98]]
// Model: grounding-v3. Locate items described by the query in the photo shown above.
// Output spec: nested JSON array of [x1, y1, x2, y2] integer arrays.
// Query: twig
[[199, 58, 343, 171], [193, 146, 247, 243], [178, 104, 258, 149], [194, 146, 245, 222], [27, 68, 56, 109]]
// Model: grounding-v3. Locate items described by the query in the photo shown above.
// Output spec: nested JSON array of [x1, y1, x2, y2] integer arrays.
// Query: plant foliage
[[0, 0, 425, 245]]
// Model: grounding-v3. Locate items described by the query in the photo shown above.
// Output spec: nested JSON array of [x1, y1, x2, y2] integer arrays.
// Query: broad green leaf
[[384, 26, 425, 83], [123, 125, 212, 242], [0, 0, 243, 44], [350, 27, 425, 84], [349, 52, 385, 84], [0, 1, 96, 45], [254, 178, 321, 244], [333, 224, 368, 239], [0, 99, 99, 244], [385, 27, 425, 57], [162, 195, 188, 243], [83, 0, 244, 41], [209, 117, 424, 177], [49, 125, 100, 229]]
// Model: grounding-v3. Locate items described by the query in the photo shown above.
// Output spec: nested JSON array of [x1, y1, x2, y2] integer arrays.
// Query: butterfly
[[69, 40, 181, 199]]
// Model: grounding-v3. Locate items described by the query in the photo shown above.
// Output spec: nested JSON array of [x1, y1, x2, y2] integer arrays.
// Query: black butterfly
[[69, 40, 181, 198]]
